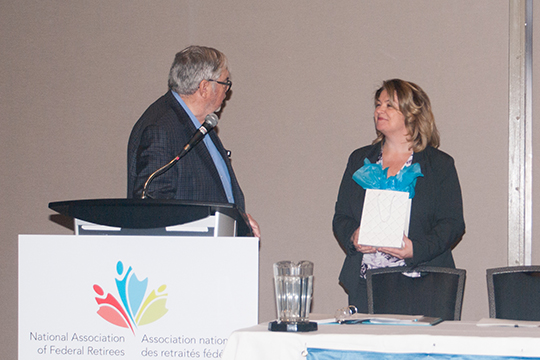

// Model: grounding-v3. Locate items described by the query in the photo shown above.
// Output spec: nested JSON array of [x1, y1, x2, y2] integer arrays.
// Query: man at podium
[[127, 45, 260, 237]]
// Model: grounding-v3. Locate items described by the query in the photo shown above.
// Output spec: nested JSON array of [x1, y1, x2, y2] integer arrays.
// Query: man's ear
[[197, 80, 211, 99]]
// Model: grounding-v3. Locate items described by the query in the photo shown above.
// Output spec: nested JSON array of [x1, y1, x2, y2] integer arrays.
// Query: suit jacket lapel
[[169, 95, 229, 202], [168, 92, 245, 211]]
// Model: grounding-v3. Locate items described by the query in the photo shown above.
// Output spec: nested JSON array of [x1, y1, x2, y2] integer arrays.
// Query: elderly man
[[127, 45, 259, 236]]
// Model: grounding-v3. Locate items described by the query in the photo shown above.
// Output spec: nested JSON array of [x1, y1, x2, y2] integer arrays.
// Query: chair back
[[487, 266, 540, 320], [366, 266, 466, 320]]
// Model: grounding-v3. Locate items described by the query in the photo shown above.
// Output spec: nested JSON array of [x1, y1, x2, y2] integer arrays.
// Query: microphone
[[177, 113, 219, 159], [141, 113, 219, 199]]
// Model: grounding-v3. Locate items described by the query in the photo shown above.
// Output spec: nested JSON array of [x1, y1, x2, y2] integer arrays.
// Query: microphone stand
[[141, 157, 182, 199]]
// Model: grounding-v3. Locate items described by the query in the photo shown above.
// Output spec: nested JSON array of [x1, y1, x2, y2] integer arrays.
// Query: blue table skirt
[[307, 348, 540, 360]]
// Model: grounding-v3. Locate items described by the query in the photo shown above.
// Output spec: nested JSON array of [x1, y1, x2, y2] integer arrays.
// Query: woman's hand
[[351, 227, 378, 253], [379, 235, 414, 259]]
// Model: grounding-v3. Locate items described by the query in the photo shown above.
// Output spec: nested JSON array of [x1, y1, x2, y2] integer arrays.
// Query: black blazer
[[127, 91, 245, 212], [332, 143, 465, 294]]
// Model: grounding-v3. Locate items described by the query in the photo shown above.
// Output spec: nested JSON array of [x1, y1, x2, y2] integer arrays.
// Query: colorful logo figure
[[93, 261, 169, 333]]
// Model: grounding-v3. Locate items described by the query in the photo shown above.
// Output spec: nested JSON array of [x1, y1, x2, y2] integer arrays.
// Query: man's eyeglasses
[[208, 78, 232, 92]]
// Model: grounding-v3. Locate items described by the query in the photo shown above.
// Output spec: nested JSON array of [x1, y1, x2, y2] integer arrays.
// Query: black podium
[[48, 198, 252, 237]]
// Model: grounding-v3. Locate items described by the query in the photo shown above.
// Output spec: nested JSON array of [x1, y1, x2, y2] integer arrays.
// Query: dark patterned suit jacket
[[333, 143, 465, 297], [127, 91, 246, 212]]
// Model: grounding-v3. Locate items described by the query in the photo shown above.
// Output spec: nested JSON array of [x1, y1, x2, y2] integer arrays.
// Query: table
[[222, 317, 540, 360]]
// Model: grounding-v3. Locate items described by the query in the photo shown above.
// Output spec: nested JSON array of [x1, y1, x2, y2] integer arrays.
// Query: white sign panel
[[19, 235, 259, 359]]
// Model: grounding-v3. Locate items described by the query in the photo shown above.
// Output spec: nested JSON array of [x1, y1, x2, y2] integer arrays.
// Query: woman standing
[[332, 79, 465, 312]]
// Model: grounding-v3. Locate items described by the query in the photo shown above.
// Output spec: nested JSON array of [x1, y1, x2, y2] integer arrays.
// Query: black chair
[[366, 266, 466, 320], [487, 266, 540, 320]]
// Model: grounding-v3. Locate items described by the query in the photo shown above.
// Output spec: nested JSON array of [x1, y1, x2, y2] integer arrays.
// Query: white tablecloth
[[222, 317, 540, 360]]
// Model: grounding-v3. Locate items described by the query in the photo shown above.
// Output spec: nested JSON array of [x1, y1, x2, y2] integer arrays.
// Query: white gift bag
[[357, 189, 411, 248]]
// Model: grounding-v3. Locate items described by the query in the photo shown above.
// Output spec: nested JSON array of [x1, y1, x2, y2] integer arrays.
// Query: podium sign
[[19, 235, 259, 359]]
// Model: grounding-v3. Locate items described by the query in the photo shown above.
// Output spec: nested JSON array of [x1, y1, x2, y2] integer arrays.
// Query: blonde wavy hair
[[373, 79, 440, 152]]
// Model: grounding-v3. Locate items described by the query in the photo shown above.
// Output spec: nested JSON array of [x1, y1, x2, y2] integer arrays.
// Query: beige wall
[[2, 1, 537, 358]]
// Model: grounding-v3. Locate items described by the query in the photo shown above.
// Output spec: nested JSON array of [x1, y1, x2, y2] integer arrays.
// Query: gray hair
[[168, 45, 229, 95]]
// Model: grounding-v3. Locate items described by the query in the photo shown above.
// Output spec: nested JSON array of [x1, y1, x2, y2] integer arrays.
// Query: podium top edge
[[47, 198, 250, 235], [48, 198, 237, 210]]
